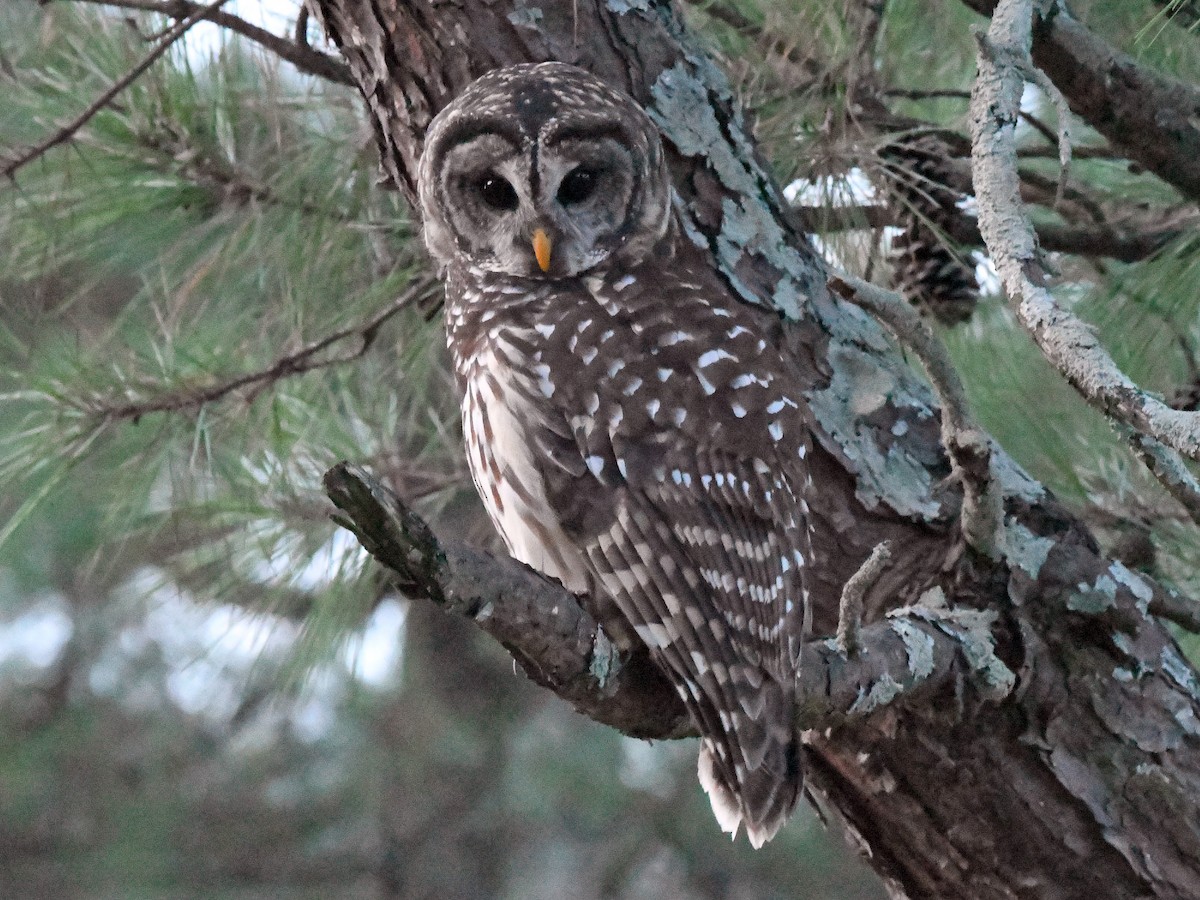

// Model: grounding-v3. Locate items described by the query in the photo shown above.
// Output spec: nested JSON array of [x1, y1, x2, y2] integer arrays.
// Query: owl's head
[[418, 63, 672, 279]]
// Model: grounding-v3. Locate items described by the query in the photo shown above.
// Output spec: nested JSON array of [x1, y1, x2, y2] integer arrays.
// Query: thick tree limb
[[323, 463, 1008, 735], [970, 0, 1200, 464], [962, 0, 1200, 201]]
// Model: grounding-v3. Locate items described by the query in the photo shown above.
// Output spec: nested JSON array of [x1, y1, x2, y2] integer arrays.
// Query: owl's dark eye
[[477, 173, 518, 211], [557, 167, 598, 205]]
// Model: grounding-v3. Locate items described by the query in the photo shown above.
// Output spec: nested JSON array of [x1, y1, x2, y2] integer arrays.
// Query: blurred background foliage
[[0, 0, 1197, 896]]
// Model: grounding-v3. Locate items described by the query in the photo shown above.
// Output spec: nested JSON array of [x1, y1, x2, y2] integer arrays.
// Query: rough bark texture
[[308, 2, 1200, 897]]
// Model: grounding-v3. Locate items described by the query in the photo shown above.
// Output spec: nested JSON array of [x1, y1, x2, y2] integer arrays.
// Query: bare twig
[[976, 29, 1074, 202], [3, 0, 230, 180], [1015, 145, 1125, 161], [968, 0, 1200, 464], [1014, 105, 1059, 152], [1024, 69, 1072, 174], [829, 273, 1003, 556], [89, 275, 437, 423], [836, 540, 892, 656], [796, 204, 896, 231], [61, 0, 353, 85], [1149, 585, 1200, 634], [294, 4, 310, 48], [886, 87, 972, 101], [885, 86, 1077, 157]]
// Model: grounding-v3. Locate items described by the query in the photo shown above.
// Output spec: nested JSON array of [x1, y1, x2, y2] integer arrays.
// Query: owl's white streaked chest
[[459, 336, 590, 593]]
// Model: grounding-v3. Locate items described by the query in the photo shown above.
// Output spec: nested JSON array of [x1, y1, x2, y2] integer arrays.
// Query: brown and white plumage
[[419, 62, 813, 847]]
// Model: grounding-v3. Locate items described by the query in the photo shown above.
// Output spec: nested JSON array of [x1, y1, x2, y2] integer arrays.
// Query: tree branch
[[3, 0, 230, 180], [128, 127, 381, 224], [61, 0, 353, 85], [86, 275, 437, 423], [1032, 217, 1195, 262], [961, 0, 1200, 201], [1149, 583, 1200, 634], [1125, 430, 1200, 527], [836, 540, 892, 656], [885, 86, 1102, 160], [799, 202, 1192, 262], [969, 0, 1200, 464], [1151, 0, 1200, 29], [323, 463, 1010, 737]]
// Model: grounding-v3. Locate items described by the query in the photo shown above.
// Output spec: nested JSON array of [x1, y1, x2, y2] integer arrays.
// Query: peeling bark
[[309, 2, 1200, 896]]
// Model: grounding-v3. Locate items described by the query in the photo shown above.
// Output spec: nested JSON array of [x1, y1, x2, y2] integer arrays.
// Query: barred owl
[[418, 62, 812, 847]]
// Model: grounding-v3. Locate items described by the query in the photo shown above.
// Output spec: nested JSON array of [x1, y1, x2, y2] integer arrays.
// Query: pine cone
[[880, 133, 979, 326]]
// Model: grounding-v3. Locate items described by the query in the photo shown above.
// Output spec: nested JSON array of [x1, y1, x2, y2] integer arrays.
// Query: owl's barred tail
[[696, 677, 803, 848]]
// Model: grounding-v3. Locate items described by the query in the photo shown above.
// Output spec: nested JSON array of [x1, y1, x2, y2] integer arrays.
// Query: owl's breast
[[460, 342, 591, 593]]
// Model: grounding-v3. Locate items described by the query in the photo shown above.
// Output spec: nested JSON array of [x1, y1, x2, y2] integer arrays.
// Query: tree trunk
[[308, 1, 1200, 897]]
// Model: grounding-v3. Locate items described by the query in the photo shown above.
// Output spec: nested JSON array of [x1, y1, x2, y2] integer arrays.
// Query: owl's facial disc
[[433, 132, 643, 277], [432, 133, 536, 274], [419, 64, 673, 280]]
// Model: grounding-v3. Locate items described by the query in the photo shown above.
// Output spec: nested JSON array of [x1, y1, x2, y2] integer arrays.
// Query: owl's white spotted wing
[[450, 266, 812, 845], [519, 267, 814, 845], [580, 446, 806, 845]]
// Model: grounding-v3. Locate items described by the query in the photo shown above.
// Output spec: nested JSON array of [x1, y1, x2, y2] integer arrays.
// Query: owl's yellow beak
[[532, 228, 553, 273]]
